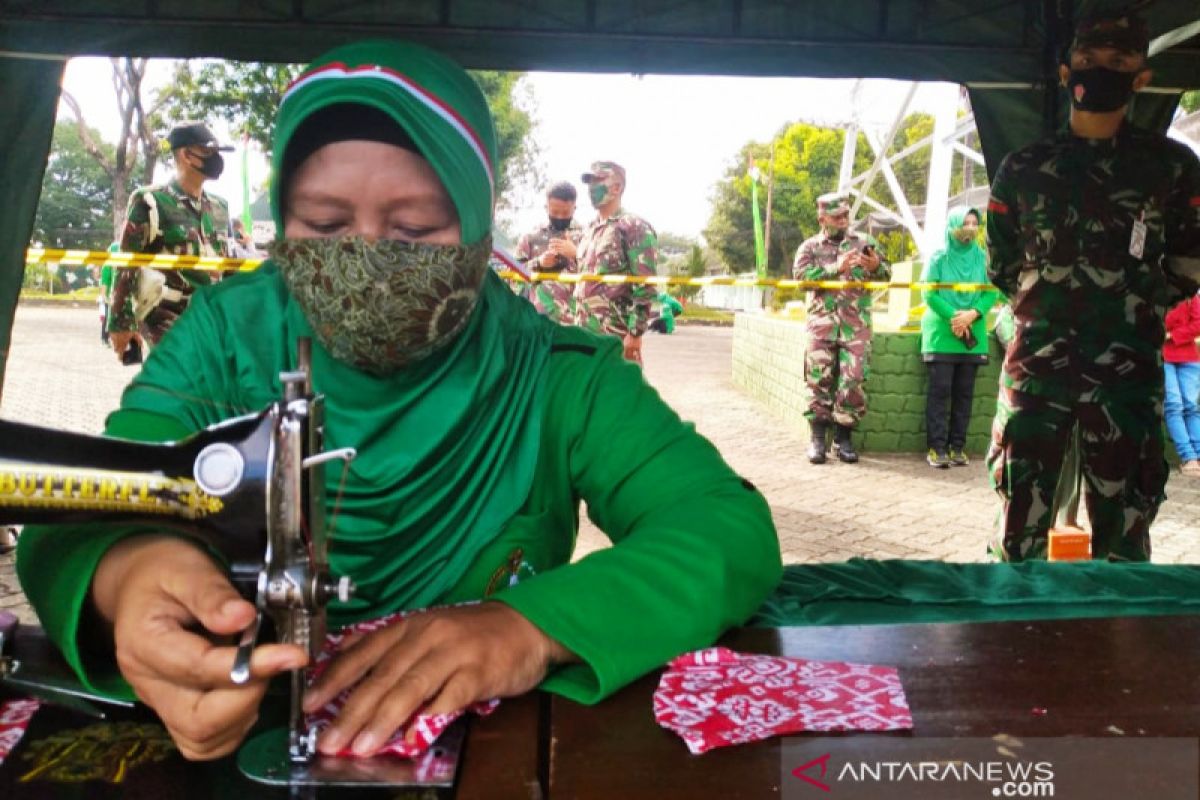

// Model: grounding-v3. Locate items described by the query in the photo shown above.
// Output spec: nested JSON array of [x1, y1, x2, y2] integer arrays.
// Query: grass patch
[[19, 288, 99, 302], [678, 305, 735, 325]]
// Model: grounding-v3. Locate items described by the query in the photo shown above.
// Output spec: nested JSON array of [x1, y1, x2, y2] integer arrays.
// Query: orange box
[[1048, 526, 1091, 561]]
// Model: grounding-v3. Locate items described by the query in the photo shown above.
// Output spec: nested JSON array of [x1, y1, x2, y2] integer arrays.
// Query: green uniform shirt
[[987, 126, 1200, 403], [17, 266, 781, 705], [108, 179, 230, 337]]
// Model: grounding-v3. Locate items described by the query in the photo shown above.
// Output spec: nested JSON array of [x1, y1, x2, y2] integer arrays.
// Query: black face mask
[[1067, 66, 1138, 113], [548, 216, 572, 232], [197, 152, 225, 180]]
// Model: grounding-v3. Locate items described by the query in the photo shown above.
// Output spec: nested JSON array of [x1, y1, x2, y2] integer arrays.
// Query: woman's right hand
[[92, 536, 309, 760]]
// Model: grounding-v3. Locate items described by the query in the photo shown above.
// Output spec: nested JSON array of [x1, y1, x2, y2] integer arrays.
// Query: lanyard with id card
[[1130, 210, 1147, 260]]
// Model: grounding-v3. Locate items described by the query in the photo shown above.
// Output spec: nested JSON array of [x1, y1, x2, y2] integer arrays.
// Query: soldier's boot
[[808, 421, 829, 465], [833, 424, 859, 463]]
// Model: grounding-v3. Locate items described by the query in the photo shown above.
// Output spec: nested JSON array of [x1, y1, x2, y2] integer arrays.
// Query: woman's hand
[[92, 536, 308, 760], [302, 602, 573, 758], [950, 310, 978, 337]]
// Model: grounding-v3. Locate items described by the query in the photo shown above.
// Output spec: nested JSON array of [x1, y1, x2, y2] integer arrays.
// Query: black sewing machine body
[[0, 410, 274, 597], [0, 354, 465, 791]]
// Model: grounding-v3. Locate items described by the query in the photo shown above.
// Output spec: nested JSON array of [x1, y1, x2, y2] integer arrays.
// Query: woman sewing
[[17, 40, 781, 761]]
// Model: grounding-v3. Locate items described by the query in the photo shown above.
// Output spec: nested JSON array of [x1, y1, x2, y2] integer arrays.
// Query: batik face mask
[[272, 236, 491, 374]]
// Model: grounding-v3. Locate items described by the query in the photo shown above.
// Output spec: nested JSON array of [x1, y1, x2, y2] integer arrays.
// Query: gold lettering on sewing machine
[[19, 722, 175, 784], [0, 462, 224, 518]]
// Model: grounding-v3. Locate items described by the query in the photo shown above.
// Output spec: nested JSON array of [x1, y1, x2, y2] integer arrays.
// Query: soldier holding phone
[[793, 192, 890, 464]]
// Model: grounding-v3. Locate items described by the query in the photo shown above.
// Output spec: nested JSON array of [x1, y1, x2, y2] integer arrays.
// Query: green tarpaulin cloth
[[751, 559, 1200, 627]]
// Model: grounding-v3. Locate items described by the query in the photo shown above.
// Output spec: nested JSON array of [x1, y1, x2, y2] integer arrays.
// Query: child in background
[[1164, 293, 1200, 476]]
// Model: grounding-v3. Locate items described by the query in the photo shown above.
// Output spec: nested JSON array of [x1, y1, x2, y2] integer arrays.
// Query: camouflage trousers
[[138, 297, 189, 346], [804, 335, 870, 427], [986, 388, 1167, 562]]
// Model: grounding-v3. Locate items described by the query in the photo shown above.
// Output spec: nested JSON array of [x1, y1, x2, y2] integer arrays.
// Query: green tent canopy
[[1, 0, 1199, 393]]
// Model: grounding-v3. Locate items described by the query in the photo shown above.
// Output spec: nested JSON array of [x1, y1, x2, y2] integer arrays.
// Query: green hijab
[[930, 206, 987, 310], [260, 41, 552, 618], [272, 40, 497, 245]]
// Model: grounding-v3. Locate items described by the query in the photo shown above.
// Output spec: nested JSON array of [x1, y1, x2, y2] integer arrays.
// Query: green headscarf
[[259, 41, 552, 619], [930, 206, 987, 311], [272, 40, 498, 245]]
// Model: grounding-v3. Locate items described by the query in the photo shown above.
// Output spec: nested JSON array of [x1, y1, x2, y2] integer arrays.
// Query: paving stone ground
[[2, 304, 1198, 623]]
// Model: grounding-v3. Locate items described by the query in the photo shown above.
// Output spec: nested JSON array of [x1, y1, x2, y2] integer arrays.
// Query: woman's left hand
[[303, 602, 572, 757], [950, 310, 976, 336]]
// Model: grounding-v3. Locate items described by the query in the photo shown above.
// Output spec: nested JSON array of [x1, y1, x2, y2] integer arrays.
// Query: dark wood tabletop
[[549, 616, 1200, 799], [6, 615, 1200, 798]]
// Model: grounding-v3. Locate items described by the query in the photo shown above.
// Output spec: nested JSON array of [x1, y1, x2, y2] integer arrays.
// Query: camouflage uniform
[[515, 218, 583, 324], [793, 197, 891, 428], [108, 179, 230, 345], [575, 162, 657, 341], [985, 127, 1200, 562]]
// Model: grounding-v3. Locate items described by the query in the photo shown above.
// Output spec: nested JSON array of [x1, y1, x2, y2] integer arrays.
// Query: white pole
[[849, 82, 918, 221], [838, 80, 861, 193], [921, 82, 959, 261]]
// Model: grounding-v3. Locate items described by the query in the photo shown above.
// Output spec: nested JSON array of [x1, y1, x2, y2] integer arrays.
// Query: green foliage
[[704, 121, 873, 276], [1182, 91, 1200, 115], [157, 62, 540, 206], [22, 261, 95, 293], [657, 231, 698, 255], [32, 121, 135, 250], [705, 112, 984, 276], [874, 230, 917, 265], [469, 71, 541, 202], [676, 244, 708, 300], [156, 61, 300, 153]]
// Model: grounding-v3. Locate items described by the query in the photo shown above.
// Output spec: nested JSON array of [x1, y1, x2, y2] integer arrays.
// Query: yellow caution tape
[[25, 247, 998, 291], [26, 247, 261, 272]]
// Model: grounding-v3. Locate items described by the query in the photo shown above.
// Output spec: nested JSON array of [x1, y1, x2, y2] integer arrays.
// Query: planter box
[[732, 313, 1003, 455]]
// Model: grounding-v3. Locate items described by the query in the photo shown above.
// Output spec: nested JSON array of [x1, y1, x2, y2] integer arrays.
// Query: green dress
[[919, 207, 997, 361], [17, 266, 782, 705]]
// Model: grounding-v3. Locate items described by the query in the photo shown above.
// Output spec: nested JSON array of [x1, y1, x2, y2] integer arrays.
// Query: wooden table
[[5, 616, 1200, 798], [550, 617, 1200, 799]]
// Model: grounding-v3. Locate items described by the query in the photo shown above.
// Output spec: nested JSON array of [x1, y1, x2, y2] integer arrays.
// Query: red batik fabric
[[305, 611, 498, 758], [653, 647, 912, 754], [0, 698, 39, 765]]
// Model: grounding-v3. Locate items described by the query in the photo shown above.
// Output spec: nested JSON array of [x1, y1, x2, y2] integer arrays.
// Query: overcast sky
[[60, 57, 963, 241]]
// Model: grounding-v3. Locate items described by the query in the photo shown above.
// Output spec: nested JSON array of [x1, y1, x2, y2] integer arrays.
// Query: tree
[[159, 61, 540, 209], [676, 244, 710, 300], [32, 121, 134, 251], [157, 61, 299, 154], [705, 122, 867, 276], [60, 58, 161, 239], [1182, 91, 1200, 115], [703, 112, 975, 276]]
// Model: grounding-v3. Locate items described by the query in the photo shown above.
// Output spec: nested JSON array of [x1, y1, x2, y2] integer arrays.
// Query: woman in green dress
[[919, 207, 996, 468], [17, 40, 780, 761]]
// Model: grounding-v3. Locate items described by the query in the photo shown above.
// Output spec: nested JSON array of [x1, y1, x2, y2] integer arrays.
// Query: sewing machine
[[0, 341, 463, 790]]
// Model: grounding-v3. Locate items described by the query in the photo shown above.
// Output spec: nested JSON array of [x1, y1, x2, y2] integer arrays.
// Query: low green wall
[[732, 314, 1004, 455]]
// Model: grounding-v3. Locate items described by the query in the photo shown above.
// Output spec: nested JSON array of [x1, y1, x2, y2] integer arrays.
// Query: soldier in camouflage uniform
[[515, 180, 583, 324], [575, 161, 658, 365], [985, 13, 1200, 562], [793, 192, 890, 464], [108, 121, 232, 358]]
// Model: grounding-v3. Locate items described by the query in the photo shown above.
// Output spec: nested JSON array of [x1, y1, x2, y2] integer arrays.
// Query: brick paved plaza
[[2, 303, 1199, 623]]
